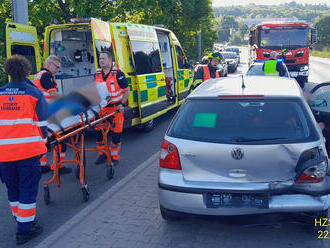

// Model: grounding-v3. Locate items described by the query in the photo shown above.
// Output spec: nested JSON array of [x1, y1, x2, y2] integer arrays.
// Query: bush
[[0, 56, 7, 86], [311, 47, 330, 59]]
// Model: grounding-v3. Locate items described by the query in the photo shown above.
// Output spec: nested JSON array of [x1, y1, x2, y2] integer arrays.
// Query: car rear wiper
[[233, 137, 285, 142]]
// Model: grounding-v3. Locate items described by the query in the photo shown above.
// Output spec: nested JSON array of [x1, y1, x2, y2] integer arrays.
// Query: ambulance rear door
[[127, 25, 167, 123], [4, 22, 42, 80], [90, 18, 112, 70], [171, 32, 193, 104]]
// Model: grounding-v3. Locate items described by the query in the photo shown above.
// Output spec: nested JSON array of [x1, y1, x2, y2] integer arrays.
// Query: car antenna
[[241, 75, 246, 89]]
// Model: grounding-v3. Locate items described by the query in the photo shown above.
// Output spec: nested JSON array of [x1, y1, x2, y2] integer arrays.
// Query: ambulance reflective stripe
[[9, 201, 18, 217], [16, 203, 36, 223], [0, 118, 47, 126], [202, 65, 219, 81], [91, 18, 111, 41], [110, 141, 121, 160]]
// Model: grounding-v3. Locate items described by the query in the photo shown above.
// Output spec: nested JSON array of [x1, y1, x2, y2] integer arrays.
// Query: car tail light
[[159, 140, 181, 170], [295, 159, 328, 184]]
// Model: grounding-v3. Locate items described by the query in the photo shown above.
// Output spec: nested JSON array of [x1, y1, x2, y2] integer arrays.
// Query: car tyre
[[142, 119, 155, 132], [160, 205, 182, 221]]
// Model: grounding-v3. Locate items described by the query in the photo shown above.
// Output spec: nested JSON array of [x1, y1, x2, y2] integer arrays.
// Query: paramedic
[[0, 55, 47, 245], [94, 51, 130, 165], [33, 55, 71, 174]]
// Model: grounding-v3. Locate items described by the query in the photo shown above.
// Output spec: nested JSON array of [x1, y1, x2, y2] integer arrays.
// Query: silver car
[[246, 61, 290, 77], [158, 76, 330, 231]]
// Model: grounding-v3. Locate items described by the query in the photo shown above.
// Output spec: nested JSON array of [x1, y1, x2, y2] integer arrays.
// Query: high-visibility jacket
[[0, 81, 48, 162], [202, 65, 220, 82], [94, 67, 128, 105], [33, 70, 58, 102], [264, 60, 279, 76]]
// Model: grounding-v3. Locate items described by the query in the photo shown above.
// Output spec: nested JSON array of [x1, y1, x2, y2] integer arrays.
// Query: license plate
[[206, 192, 269, 209], [290, 72, 298, 77]]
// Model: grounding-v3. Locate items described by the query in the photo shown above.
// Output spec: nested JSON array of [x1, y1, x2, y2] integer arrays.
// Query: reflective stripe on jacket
[[33, 70, 58, 102], [94, 67, 127, 104], [0, 82, 48, 162], [202, 65, 220, 82], [264, 60, 279, 76]]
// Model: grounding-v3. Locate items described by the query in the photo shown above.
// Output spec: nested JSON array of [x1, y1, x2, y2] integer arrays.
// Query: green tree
[[315, 15, 330, 47], [216, 15, 238, 43]]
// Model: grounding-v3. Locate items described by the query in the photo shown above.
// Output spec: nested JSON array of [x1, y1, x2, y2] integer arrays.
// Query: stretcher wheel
[[43, 186, 51, 205], [106, 164, 114, 180], [75, 165, 80, 180], [81, 185, 89, 202]]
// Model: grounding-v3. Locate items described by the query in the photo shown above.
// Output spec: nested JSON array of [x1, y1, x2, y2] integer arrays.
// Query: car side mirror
[[310, 99, 327, 108]]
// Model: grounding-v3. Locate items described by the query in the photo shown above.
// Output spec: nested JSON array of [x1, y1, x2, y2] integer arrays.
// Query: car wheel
[[142, 119, 155, 132], [160, 205, 182, 221]]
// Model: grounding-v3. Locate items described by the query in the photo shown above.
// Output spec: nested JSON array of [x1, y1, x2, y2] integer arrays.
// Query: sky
[[212, 0, 330, 7]]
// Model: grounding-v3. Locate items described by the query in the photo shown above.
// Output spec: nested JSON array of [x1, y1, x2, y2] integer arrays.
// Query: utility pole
[[197, 31, 202, 62], [12, 0, 29, 24]]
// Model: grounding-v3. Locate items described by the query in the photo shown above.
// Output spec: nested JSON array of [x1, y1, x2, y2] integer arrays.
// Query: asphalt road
[[1, 47, 330, 247]]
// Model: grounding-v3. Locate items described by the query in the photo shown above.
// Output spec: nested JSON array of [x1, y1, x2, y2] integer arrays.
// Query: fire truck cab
[[248, 21, 317, 88]]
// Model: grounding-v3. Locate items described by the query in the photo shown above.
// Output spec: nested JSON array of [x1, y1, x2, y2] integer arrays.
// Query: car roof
[[220, 51, 236, 55], [188, 76, 302, 99]]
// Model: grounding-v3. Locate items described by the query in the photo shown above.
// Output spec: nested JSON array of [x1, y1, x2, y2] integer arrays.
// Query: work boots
[[16, 221, 43, 245], [95, 154, 107, 164]]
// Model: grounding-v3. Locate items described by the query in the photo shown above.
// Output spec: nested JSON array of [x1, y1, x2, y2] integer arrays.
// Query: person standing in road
[[193, 52, 221, 88], [33, 55, 71, 174], [262, 51, 287, 77], [94, 51, 130, 165], [0, 55, 48, 245]]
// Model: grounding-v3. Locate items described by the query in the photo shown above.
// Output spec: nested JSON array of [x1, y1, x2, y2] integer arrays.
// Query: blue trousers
[[0, 156, 41, 234]]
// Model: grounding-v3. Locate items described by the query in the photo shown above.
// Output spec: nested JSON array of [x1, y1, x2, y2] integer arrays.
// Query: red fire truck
[[248, 21, 317, 87]]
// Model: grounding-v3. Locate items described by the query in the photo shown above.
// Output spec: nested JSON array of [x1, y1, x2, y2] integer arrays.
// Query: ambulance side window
[[11, 45, 37, 74], [175, 45, 187, 69], [131, 41, 162, 75]]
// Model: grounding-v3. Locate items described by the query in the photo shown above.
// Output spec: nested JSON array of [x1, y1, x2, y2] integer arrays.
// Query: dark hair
[[100, 50, 113, 59], [5, 55, 31, 82]]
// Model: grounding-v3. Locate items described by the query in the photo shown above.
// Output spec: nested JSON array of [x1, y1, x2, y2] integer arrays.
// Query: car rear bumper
[[159, 187, 330, 216], [158, 169, 330, 216]]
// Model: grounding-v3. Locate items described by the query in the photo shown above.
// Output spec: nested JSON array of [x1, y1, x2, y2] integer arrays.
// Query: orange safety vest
[[202, 65, 220, 82], [33, 70, 58, 102], [94, 67, 127, 105], [0, 94, 47, 162]]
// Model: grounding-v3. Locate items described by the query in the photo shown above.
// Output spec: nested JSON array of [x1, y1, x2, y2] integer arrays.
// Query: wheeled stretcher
[[43, 105, 116, 204]]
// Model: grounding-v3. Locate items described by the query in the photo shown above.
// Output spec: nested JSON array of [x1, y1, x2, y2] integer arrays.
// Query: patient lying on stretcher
[[47, 82, 110, 132]]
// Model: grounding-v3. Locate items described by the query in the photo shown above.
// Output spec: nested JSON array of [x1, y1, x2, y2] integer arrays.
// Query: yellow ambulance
[[4, 18, 194, 131]]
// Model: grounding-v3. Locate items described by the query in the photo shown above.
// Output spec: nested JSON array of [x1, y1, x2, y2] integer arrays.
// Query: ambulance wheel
[[43, 186, 50, 205], [142, 119, 155, 132], [106, 164, 114, 180], [81, 186, 90, 202]]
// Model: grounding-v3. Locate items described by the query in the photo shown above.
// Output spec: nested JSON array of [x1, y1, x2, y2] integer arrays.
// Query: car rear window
[[168, 99, 319, 144], [221, 53, 236, 59], [246, 64, 289, 77]]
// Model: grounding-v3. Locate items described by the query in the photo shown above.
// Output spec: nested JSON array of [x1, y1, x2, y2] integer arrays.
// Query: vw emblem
[[231, 148, 244, 160]]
